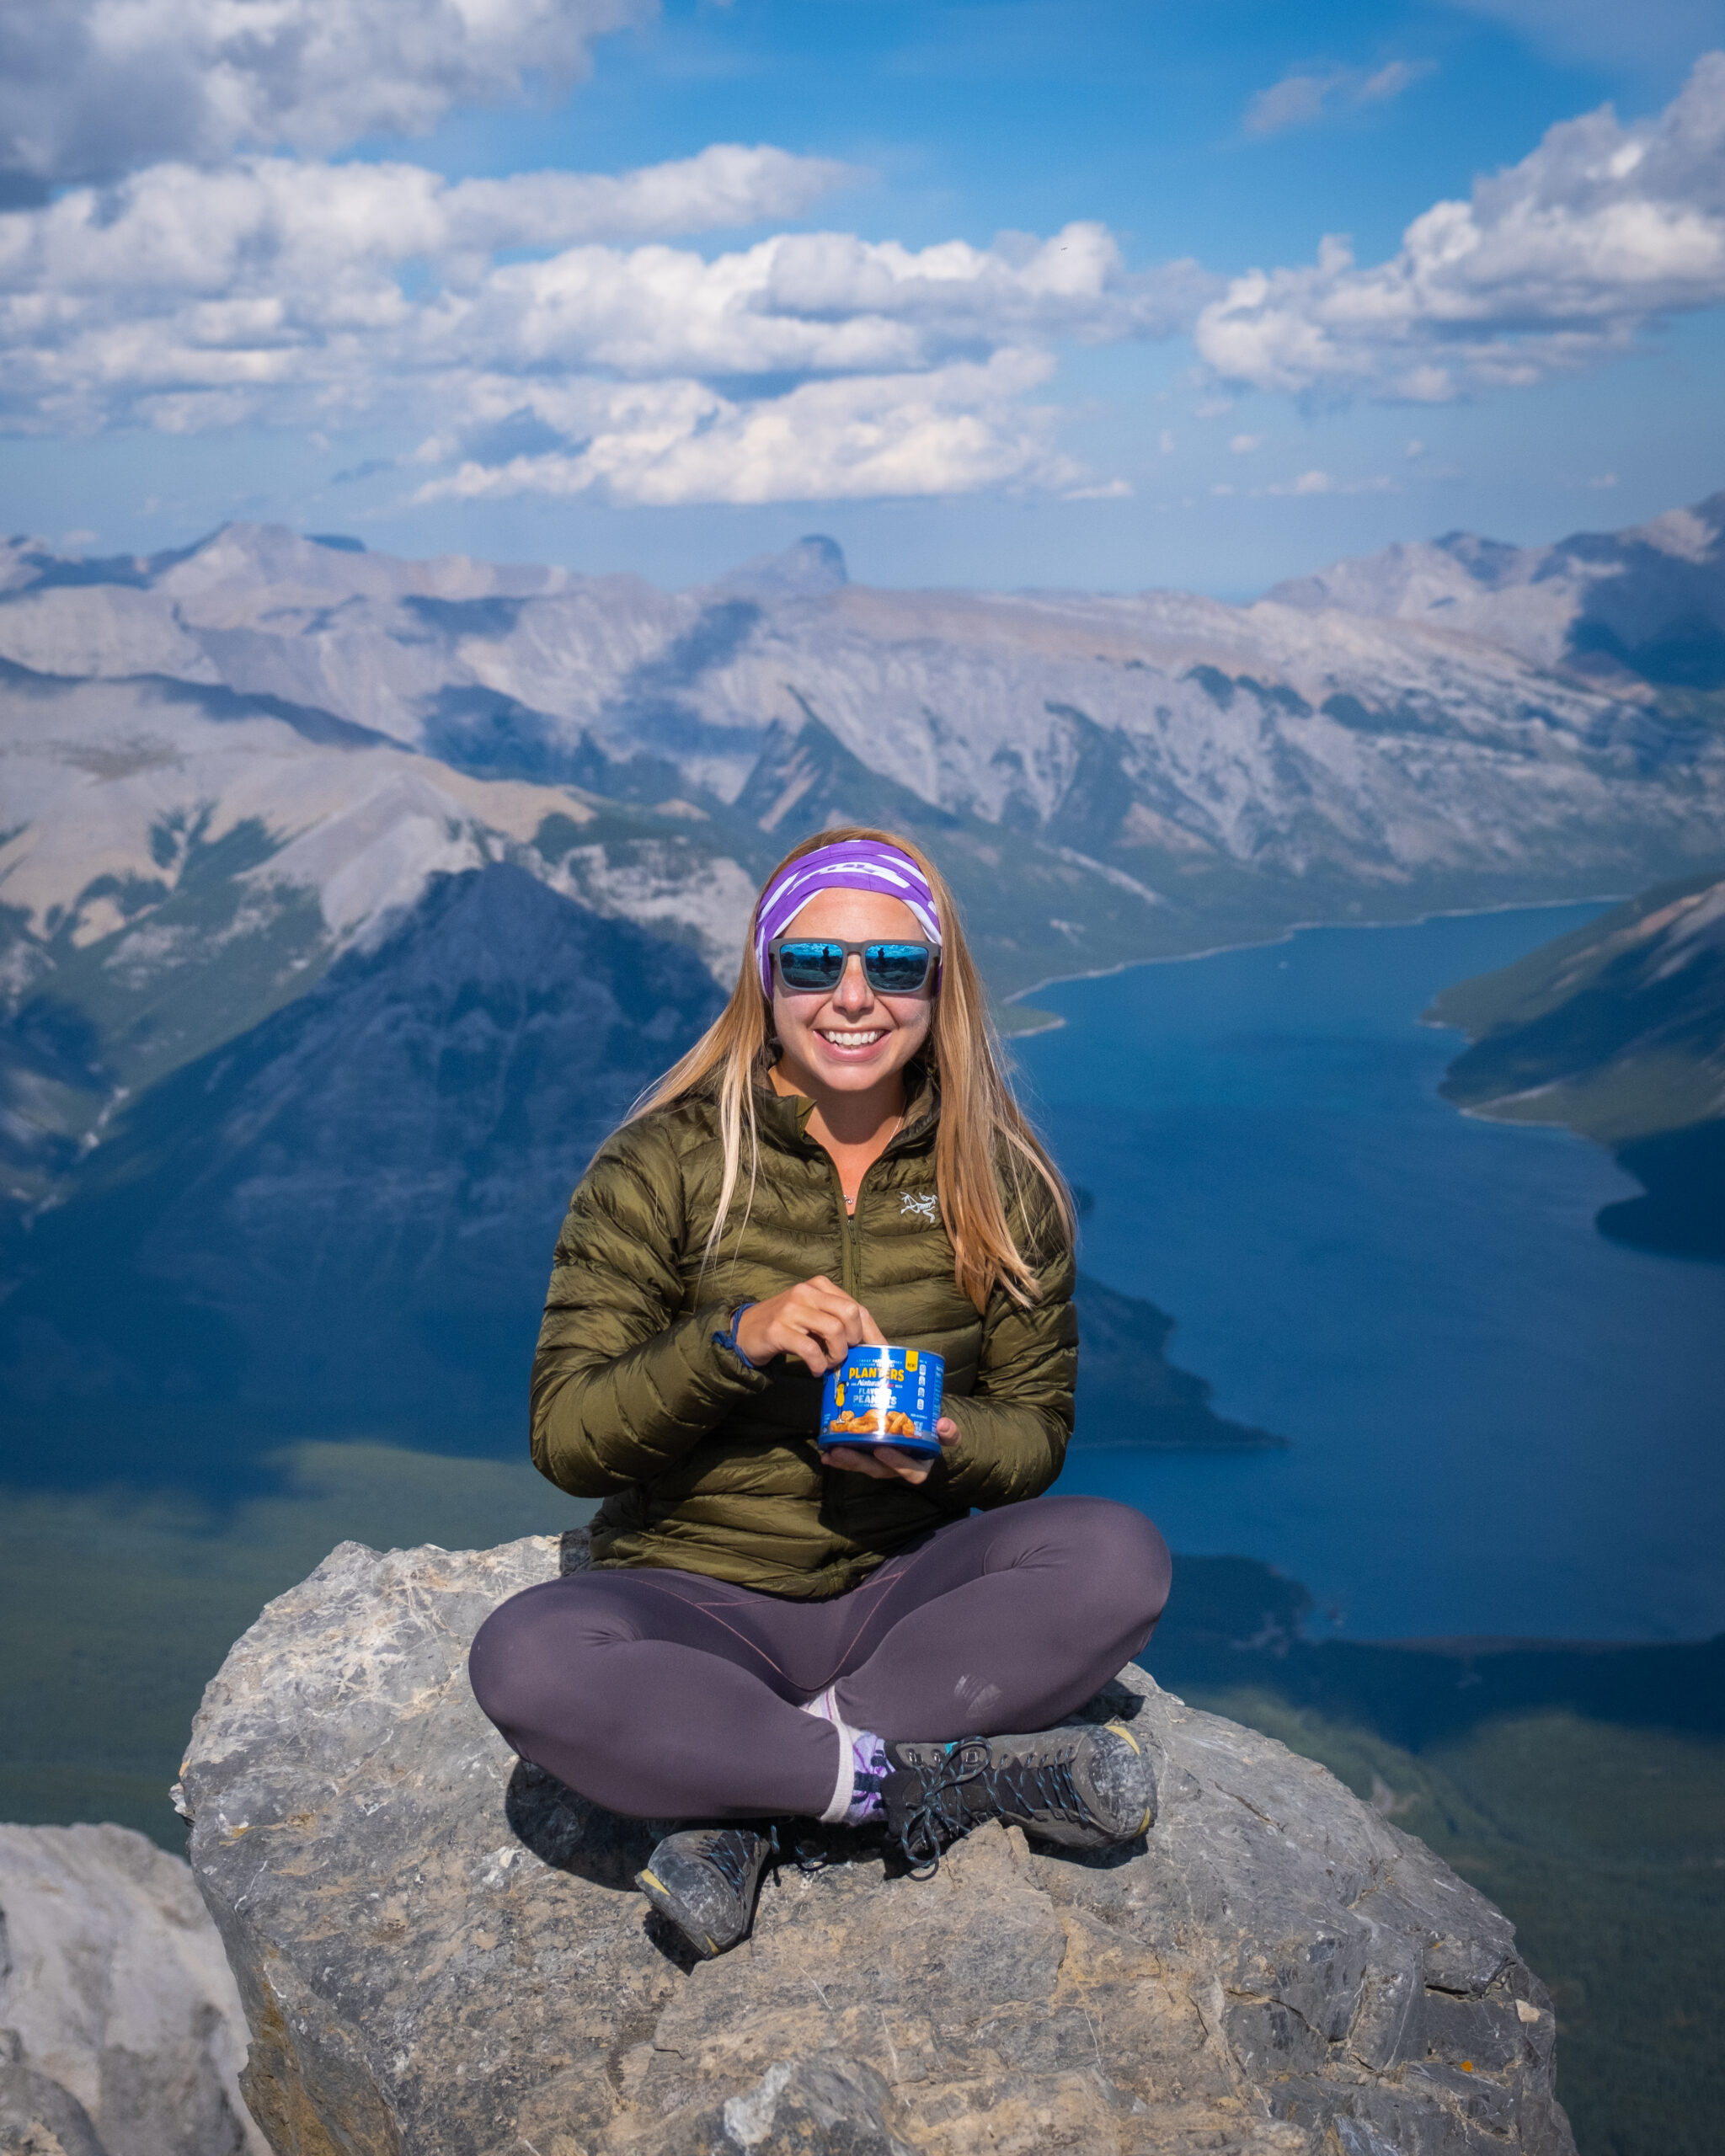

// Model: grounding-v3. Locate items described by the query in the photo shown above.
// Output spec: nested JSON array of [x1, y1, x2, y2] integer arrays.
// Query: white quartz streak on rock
[[181, 1534, 1576, 2156]]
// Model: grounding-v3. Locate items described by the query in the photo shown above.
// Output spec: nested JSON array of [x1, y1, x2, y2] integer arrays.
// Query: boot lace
[[976, 1746, 1092, 1831], [892, 1737, 1097, 1878], [890, 1739, 988, 1878]]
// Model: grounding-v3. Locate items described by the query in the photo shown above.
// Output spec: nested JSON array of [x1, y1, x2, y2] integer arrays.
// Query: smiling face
[[769, 885, 936, 1100]]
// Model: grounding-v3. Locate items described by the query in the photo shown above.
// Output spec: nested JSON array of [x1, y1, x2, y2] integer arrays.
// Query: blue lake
[[1015, 906, 1725, 1644]]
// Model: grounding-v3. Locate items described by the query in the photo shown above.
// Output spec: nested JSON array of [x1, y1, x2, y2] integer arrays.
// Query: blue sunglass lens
[[863, 943, 934, 992], [777, 942, 846, 989]]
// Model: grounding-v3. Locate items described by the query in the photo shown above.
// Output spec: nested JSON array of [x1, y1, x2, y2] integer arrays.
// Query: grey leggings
[[467, 1495, 1172, 1821]]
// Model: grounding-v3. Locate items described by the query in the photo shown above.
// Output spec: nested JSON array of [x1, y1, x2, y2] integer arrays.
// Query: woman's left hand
[[821, 1416, 959, 1485]]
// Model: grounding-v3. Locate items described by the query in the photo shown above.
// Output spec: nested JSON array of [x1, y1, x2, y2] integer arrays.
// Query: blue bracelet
[[712, 1301, 758, 1368]]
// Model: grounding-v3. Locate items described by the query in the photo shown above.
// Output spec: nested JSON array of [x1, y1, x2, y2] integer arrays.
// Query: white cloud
[[1243, 58, 1434, 136], [0, 0, 1216, 515], [0, 142, 1210, 500], [1157, 427, 1176, 453], [1244, 73, 1343, 137], [0, 0, 654, 184], [0, 145, 852, 307], [1357, 61, 1434, 105], [1202, 51, 1725, 399], [41, 19, 1717, 510], [1263, 469, 1397, 495], [412, 351, 1082, 506], [0, 149, 861, 432], [436, 221, 1207, 382], [443, 144, 862, 252]]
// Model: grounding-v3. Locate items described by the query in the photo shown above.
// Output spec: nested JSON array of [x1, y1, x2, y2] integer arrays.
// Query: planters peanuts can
[[820, 1346, 945, 1457]]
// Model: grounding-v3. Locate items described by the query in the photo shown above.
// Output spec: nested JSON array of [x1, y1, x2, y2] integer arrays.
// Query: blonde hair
[[631, 825, 1073, 1309]]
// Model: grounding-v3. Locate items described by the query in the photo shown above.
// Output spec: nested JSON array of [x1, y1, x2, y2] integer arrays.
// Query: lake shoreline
[[1001, 887, 1632, 1013]]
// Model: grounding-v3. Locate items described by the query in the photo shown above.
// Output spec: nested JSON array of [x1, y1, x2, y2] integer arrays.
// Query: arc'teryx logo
[[900, 1191, 940, 1222]]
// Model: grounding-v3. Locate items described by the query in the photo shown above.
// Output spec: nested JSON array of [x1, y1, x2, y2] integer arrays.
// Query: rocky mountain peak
[[713, 531, 849, 599]]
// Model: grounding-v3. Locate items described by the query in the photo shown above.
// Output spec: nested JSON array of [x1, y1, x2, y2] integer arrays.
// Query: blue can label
[[820, 1346, 945, 1455]]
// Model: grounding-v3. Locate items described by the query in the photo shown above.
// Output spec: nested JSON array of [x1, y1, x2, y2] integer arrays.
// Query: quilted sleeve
[[528, 1118, 769, 1497]]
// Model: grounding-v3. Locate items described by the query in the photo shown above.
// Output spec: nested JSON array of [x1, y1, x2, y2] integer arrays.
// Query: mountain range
[[4, 491, 1724, 1466], [1268, 494, 1725, 694]]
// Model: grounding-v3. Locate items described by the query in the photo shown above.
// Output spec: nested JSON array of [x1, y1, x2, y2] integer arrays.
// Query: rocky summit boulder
[[179, 1534, 1575, 2156]]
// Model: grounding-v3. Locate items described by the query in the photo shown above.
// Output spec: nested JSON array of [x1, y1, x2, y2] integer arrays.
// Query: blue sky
[[2, 0, 1722, 594]]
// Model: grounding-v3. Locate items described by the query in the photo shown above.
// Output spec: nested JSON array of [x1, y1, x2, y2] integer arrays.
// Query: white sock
[[819, 1722, 889, 1826], [801, 1689, 888, 1824], [798, 1684, 841, 1726]]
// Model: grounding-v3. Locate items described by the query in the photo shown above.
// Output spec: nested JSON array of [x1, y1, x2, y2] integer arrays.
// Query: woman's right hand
[[733, 1276, 884, 1378]]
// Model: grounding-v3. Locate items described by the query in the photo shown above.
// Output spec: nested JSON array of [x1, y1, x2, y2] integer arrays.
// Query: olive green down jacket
[[529, 1075, 1077, 1597]]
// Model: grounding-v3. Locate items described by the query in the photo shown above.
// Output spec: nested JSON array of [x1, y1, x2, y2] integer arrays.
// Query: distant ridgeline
[[5, 495, 1725, 1475], [1429, 872, 1725, 1260]]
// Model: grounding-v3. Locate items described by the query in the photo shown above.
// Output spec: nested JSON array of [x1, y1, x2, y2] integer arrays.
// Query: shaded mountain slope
[[1429, 873, 1725, 1257], [0, 866, 725, 1479]]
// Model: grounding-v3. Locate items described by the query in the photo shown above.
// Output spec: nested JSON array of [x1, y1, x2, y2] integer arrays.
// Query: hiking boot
[[637, 1824, 777, 1957], [880, 1721, 1155, 1872]]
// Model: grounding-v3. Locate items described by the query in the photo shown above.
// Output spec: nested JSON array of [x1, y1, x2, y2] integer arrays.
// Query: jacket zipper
[[829, 1135, 909, 1302], [827, 1155, 861, 1299]]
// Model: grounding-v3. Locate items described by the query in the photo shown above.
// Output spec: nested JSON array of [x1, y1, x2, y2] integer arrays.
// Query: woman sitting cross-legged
[[468, 826, 1172, 1957]]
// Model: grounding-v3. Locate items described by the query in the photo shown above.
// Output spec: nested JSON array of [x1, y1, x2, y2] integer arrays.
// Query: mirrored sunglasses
[[771, 937, 940, 995]]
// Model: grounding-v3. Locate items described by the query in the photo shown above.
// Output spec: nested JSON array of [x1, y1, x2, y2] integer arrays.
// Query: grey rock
[[0, 2027, 109, 2156], [0, 1823, 267, 2156], [182, 1535, 1576, 2156], [659, 2054, 916, 2156]]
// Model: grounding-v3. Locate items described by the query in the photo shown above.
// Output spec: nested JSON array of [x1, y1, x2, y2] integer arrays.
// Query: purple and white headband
[[755, 840, 943, 996]]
